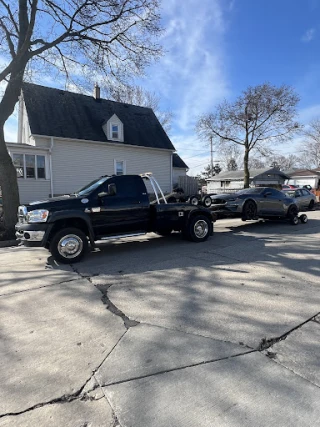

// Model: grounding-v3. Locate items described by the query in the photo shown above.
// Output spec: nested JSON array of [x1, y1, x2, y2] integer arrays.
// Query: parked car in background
[[282, 184, 299, 190], [209, 187, 299, 222], [283, 188, 316, 210]]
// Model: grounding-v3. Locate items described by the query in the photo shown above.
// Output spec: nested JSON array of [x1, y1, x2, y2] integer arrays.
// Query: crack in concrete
[[100, 349, 256, 389], [0, 329, 128, 419], [96, 283, 140, 329], [71, 265, 139, 329], [257, 311, 320, 351], [0, 278, 79, 298]]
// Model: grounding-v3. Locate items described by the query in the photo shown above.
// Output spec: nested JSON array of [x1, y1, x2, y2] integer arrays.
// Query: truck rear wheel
[[185, 215, 211, 242], [49, 227, 88, 264]]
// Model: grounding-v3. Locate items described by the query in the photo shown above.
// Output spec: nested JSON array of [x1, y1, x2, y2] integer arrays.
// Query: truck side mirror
[[108, 183, 116, 196], [98, 184, 117, 198]]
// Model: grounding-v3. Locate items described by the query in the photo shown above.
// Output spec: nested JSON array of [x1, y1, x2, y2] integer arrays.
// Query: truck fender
[[47, 210, 95, 245]]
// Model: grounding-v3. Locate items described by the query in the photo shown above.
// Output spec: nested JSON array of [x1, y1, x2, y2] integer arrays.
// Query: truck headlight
[[27, 209, 49, 223]]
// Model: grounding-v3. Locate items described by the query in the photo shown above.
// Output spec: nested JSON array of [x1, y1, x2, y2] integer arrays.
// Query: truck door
[[91, 175, 150, 237]]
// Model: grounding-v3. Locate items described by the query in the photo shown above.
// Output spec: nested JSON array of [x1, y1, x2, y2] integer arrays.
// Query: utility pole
[[210, 135, 213, 177]]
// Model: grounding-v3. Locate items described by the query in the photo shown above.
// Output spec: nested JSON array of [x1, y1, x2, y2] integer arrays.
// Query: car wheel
[[49, 227, 88, 264], [202, 195, 212, 208], [287, 205, 299, 218], [184, 215, 211, 242], [189, 195, 199, 206], [290, 215, 299, 225], [242, 200, 257, 220], [300, 214, 308, 224], [308, 200, 315, 210]]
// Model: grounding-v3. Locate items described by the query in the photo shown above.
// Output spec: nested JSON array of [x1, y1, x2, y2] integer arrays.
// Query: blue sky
[[4, 0, 320, 174]]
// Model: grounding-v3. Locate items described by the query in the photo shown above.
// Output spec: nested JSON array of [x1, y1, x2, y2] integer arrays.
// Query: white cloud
[[4, 116, 18, 142], [139, 0, 230, 134], [299, 103, 320, 123], [301, 28, 316, 42]]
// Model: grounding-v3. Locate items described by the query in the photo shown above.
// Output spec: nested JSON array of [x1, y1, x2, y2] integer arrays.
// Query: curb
[[0, 239, 19, 248]]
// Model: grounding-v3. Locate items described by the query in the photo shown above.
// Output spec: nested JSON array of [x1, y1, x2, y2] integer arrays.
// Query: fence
[[178, 176, 198, 196]]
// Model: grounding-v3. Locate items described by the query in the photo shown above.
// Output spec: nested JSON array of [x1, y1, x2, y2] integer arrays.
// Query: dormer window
[[102, 114, 124, 142], [111, 124, 119, 139]]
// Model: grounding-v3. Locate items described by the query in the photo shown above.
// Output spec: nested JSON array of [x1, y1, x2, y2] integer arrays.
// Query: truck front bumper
[[15, 223, 52, 246]]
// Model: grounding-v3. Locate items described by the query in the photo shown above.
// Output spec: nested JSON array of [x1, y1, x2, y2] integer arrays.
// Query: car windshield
[[236, 188, 264, 195], [72, 177, 109, 196]]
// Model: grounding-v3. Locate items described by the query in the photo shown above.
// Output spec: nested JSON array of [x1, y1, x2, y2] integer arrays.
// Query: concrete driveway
[[0, 212, 319, 426]]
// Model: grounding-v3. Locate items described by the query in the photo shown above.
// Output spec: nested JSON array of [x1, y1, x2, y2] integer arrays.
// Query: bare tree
[[267, 154, 298, 170], [218, 143, 241, 171], [109, 85, 173, 133], [0, 0, 162, 236], [196, 83, 300, 188], [248, 157, 266, 169], [299, 119, 320, 168]]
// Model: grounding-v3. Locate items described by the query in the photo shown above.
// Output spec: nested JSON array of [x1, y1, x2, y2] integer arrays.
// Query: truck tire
[[185, 215, 211, 242], [49, 227, 88, 264]]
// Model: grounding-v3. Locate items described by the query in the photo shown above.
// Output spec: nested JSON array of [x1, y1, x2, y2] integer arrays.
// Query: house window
[[11, 154, 46, 179], [111, 124, 119, 139], [25, 154, 35, 178], [37, 155, 46, 178], [12, 154, 24, 178], [115, 160, 125, 176]]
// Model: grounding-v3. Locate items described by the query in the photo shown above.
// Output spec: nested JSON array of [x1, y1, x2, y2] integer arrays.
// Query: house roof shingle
[[172, 153, 188, 169], [286, 168, 320, 177], [22, 83, 175, 151], [207, 168, 290, 181]]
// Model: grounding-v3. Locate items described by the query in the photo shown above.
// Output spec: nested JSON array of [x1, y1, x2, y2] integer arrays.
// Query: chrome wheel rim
[[204, 198, 211, 207], [194, 220, 209, 238], [191, 198, 198, 205], [58, 234, 83, 259]]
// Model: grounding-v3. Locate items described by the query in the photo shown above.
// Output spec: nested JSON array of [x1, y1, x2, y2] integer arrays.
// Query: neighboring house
[[172, 153, 189, 186], [207, 168, 290, 193], [285, 169, 320, 189], [6, 83, 176, 204]]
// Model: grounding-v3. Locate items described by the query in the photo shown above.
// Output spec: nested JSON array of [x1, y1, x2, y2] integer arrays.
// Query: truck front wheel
[[185, 215, 211, 242], [49, 227, 88, 264]]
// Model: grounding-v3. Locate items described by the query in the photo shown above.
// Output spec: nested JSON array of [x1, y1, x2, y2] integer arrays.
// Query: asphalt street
[[0, 212, 319, 426]]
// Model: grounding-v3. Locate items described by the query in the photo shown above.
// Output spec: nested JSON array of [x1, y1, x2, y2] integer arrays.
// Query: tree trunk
[[0, 127, 20, 237], [243, 147, 250, 188], [0, 64, 27, 238]]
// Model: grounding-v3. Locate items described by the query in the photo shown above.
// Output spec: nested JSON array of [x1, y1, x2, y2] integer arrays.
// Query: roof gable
[[172, 153, 188, 169], [22, 83, 175, 151]]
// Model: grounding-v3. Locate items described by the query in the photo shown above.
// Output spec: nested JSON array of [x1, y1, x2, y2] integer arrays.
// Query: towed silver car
[[210, 187, 299, 220], [283, 189, 316, 210]]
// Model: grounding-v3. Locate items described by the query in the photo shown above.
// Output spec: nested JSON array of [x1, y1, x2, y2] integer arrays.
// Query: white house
[[207, 168, 290, 193], [7, 83, 177, 204], [286, 169, 320, 189], [172, 153, 188, 186]]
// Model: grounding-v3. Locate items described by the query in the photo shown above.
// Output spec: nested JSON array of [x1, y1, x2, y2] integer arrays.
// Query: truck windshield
[[73, 177, 109, 196]]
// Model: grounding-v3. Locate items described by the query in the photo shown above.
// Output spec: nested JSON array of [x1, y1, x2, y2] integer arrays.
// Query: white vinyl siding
[[17, 180, 51, 204], [51, 139, 172, 195], [172, 167, 187, 186]]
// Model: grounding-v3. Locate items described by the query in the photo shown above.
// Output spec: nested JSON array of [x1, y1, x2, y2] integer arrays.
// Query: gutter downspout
[[49, 137, 54, 197]]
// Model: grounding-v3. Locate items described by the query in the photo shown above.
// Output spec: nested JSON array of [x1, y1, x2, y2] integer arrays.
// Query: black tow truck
[[16, 173, 216, 263]]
